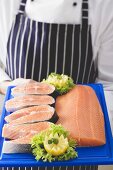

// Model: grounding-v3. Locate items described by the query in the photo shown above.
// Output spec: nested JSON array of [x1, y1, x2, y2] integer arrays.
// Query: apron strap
[[18, 0, 27, 14], [82, 0, 89, 26]]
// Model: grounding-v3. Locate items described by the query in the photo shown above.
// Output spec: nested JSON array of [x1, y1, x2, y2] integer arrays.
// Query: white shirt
[[0, 0, 113, 131]]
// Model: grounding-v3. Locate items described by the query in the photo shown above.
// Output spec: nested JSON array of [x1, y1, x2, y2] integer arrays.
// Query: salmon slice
[[56, 85, 106, 146], [2, 122, 51, 140], [8, 108, 55, 125], [5, 95, 55, 112], [11, 82, 55, 96], [5, 105, 54, 123], [2, 122, 51, 153]]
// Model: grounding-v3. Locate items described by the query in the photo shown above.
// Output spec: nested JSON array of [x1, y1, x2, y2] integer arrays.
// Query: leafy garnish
[[31, 124, 78, 162], [42, 73, 75, 95]]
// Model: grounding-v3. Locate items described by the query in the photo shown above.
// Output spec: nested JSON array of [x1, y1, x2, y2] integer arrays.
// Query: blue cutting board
[[0, 84, 113, 167]]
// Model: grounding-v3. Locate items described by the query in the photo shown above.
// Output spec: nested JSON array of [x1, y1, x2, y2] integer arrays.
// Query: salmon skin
[[2, 140, 31, 153], [2, 122, 51, 140], [56, 85, 106, 146], [5, 105, 54, 123], [11, 82, 55, 96], [5, 95, 55, 112]]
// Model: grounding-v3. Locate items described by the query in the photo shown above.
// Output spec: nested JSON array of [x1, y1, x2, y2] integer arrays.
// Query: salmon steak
[[56, 85, 106, 146], [8, 108, 55, 125], [5, 105, 54, 123], [2, 122, 51, 140], [5, 95, 55, 112], [11, 82, 55, 96]]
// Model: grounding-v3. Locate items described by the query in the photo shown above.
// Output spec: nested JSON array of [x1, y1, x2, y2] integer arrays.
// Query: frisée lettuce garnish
[[42, 73, 75, 95], [31, 124, 78, 162]]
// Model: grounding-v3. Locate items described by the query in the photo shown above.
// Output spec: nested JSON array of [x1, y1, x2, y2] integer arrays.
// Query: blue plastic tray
[[0, 84, 113, 167]]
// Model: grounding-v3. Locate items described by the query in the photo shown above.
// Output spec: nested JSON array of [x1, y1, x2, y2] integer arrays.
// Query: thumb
[[0, 81, 11, 95]]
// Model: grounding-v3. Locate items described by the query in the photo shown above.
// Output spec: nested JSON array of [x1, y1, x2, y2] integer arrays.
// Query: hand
[[0, 78, 37, 95]]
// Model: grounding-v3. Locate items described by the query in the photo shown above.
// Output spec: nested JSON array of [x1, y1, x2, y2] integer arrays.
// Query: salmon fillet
[[5, 95, 55, 112], [11, 82, 55, 96], [5, 105, 54, 123], [56, 85, 106, 146], [2, 122, 51, 140]]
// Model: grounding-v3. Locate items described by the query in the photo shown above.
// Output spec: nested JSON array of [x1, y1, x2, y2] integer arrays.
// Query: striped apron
[[5, 0, 97, 83], [3, 0, 98, 169]]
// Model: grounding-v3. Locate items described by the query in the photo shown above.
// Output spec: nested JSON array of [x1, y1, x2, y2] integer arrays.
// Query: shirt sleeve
[[0, 0, 20, 67], [0, 0, 20, 83], [95, 9, 113, 133], [95, 12, 113, 91], [0, 67, 11, 82]]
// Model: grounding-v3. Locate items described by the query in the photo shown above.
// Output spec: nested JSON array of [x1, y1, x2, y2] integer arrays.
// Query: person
[[0, 0, 113, 170]]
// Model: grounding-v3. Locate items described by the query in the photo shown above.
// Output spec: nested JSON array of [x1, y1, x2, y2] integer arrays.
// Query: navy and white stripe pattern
[[5, 0, 97, 83], [5, 0, 98, 170], [0, 166, 98, 170]]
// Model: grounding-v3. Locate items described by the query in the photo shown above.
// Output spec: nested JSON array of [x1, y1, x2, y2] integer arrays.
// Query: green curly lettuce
[[42, 73, 75, 95], [31, 124, 78, 162]]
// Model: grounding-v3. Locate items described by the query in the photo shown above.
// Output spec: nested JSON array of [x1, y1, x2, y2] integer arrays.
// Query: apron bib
[[6, 0, 97, 84], [4, 0, 98, 169]]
